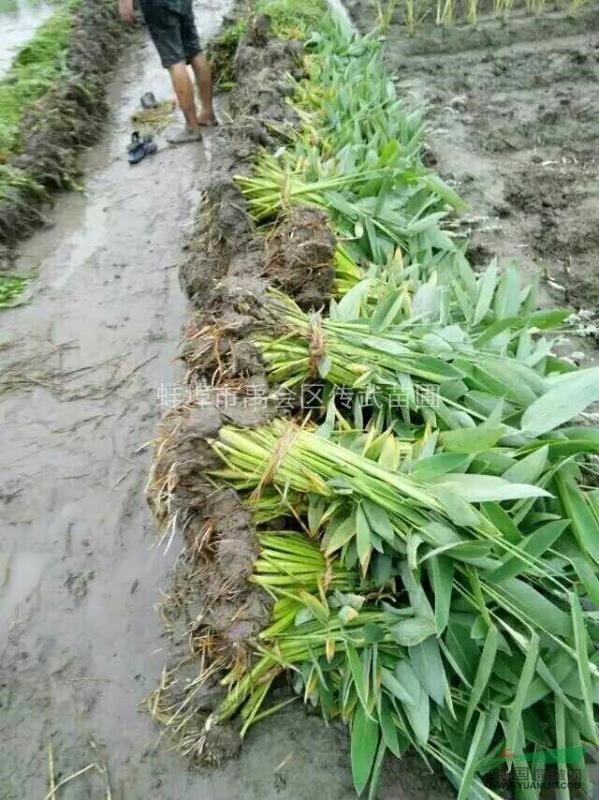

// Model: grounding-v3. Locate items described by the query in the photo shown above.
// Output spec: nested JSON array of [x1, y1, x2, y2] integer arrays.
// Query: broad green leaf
[[427, 555, 453, 633], [555, 470, 599, 566], [520, 368, 599, 436], [390, 616, 437, 647], [473, 259, 498, 325], [362, 499, 395, 544], [410, 636, 446, 706], [411, 453, 471, 480], [351, 704, 379, 795], [486, 520, 568, 583], [347, 641, 370, 711], [440, 425, 506, 454], [378, 695, 402, 757], [493, 263, 522, 320], [297, 590, 329, 624], [465, 624, 498, 728], [502, 446, 548, 486], [381, 667, 416, 706], [494, 578, 571, 637], [307, 495, 327, 535], [482, 502, 522, 544], [433, 473, 549, 503], [370, 289, 404, 333], [325, 513, 356, 556], [396, 661, 430, 745]]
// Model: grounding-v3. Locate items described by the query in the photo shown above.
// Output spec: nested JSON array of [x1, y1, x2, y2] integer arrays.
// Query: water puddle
[[0, 550, 48, 637]]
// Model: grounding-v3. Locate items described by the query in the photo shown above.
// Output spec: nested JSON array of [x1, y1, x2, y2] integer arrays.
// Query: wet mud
[[348, 1, 599, 341]]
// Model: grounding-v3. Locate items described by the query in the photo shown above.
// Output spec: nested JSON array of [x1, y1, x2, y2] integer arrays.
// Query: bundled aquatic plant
[[168, 11, 599, 800]]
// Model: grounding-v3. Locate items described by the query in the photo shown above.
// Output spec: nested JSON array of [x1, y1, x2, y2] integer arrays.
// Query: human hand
[[118, 0, 134, 23]]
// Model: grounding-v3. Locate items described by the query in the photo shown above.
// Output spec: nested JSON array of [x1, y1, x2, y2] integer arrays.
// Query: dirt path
[[0, 3, 238, 796]]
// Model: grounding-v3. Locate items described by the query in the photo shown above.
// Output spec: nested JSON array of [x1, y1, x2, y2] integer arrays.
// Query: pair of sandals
[[127, 131, 157, 165], [127, 92, 160, 165], [128, 92, 160, 165]]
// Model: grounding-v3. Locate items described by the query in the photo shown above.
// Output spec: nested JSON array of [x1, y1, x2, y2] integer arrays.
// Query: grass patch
[[0, 0, 81, 158], [0, 273, 29, 308]]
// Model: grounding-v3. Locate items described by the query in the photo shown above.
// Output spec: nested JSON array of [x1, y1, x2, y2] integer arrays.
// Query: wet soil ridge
[[0, 0, 129, 247], [346, 1, 599, 318], [146, 17, 336, 761]]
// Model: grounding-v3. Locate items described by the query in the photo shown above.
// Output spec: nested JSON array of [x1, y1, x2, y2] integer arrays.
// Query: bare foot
[[166, 125, 202, 144]]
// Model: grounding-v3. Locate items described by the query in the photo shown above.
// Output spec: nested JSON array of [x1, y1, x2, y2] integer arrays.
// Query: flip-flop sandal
[[140, 91, 159, 109], [127, 131, 158, 165], [198, 118, 219, 128]]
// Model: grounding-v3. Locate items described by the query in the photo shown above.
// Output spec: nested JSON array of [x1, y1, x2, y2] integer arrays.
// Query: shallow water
[[0, 0, 56, 76]]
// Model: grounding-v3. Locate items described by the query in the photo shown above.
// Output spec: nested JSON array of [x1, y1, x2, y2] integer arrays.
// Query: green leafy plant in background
[[0, 0, 81, 158]]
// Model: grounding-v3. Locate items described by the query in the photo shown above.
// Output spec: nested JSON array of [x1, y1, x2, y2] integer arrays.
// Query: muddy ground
[[348, 1, 599, 348]]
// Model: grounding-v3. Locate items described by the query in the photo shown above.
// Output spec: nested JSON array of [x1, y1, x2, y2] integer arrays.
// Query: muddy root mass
[[147, 17, 336, 762]]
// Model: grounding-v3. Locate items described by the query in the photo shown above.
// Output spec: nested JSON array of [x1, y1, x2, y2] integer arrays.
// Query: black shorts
[[140, 0, 202, 69]]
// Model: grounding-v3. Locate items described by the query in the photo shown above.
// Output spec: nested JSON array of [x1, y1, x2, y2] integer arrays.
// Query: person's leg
[[167, 61, 199, 130], [189, 53, 216, 125], [140, 2, 201, 140], [180, 1, 216, 125]]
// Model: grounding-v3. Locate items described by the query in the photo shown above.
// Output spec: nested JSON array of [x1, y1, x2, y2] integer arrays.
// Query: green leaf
[[433, 473, 550, 503], [297, 590, 329, 624], [356, 504, 372, 574], [554, 697, 570, 800], [422, 173, 467, 210], [324, 513, 355, 556], [502, 446, 548, 485], [396, 661, 430, 746], [381, 667, 416, 706], [351, 704, 379, 795], [410, 636, 446, 706], [457, 711, 487, 800], [494, 578, 571, 637], [366, 739, 387, 800], [427, 555, 453, 633], [411, 453, 471, 480], [570, 592, 597, 743], [473, 259, 498, 325], [362, 499, 395, 544], [494, 264, 522, 320], [441, 425, 506, 454], [465, 624, 498, 728], [520, 368, 599, 436], [347, 641, 370, 712], [378, 695, 402, 757], [504, 633, 540, 761], [555, 470, 599, 566], [370, 289, 405, 333], [486, 520, 569, 583], [390, 616, 437, 647]]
